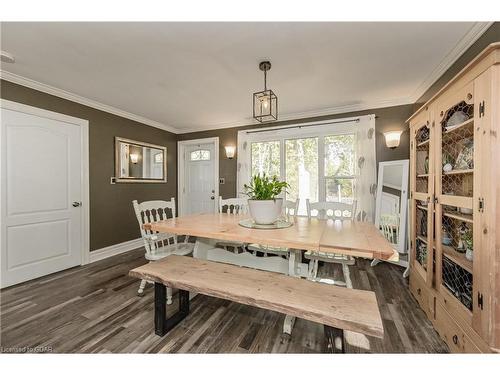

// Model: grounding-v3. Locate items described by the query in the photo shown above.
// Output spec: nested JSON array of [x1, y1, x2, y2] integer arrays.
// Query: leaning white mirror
[[374, 159, 409, 255], [114, 137, 167, 183]]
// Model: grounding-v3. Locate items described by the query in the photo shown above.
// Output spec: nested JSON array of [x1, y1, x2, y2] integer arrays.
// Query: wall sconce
[[225, 146, 236, 159], [384, 131, 403, 149], [130, 153, 139, 164]]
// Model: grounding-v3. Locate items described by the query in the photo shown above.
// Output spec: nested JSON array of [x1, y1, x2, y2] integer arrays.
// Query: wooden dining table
[[144, 212, 397, 335], [144, 212, 398, 263]]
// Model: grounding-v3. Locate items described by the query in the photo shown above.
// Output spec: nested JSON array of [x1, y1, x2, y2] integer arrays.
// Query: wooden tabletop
[[145, 213, 397, 261], [130, 255, 384, 338], [320, 219, 399, 261]]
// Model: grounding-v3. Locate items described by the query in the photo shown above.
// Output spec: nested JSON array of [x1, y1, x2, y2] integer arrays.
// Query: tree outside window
[[251, 141, 280, 177], [324, 134, 355, 203]]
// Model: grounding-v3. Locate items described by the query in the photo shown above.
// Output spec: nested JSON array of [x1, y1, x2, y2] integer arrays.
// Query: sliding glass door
[[324, 134, 356, 204], [249, 134, 355, 215], [239, 115, 376, 220], [285, 137, 318, 214], [250, 141, 280, 177]]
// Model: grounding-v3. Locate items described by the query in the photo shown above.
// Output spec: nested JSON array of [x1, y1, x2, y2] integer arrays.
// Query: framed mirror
[[374, 159, 409, 254], [114, 137, 167, 183]]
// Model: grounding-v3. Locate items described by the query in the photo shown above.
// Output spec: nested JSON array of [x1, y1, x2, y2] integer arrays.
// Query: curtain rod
[[245, 118, 361, 134]]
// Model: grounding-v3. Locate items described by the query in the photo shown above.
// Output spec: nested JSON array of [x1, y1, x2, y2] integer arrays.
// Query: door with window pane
[[285, 137, 318, 215], [324, 134, 355, 203]]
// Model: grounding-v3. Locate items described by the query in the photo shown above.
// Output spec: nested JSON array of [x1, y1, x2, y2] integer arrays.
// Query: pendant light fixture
[[253, 61, 278, 123]]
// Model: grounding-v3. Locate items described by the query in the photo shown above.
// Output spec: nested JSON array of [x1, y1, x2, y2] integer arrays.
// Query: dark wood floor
[[0, 248, 448, 353]]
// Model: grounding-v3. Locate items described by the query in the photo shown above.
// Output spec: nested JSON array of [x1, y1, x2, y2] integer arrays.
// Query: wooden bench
[[129, 255, 383, 353]]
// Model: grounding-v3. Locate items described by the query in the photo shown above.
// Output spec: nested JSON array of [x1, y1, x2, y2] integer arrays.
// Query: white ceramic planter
[[248, 198, 283, 225]]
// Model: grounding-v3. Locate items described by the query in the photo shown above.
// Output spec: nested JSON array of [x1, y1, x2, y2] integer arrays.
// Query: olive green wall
[[0, 80, 178, 251], [178, 104, 414, 198]]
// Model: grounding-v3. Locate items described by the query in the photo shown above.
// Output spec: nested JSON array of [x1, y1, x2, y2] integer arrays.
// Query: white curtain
[[354, 115, 377, 222]]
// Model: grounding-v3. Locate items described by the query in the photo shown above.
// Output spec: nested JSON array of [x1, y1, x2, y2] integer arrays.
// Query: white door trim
[[178, 137, 219, 216], [0, 99, 90, 266]]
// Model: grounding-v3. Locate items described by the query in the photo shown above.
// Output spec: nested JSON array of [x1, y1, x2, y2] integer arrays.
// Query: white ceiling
[[0, 22, 491, 133]]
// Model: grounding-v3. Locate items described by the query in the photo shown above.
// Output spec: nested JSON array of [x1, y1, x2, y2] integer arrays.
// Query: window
[[324, 134, 355, 203], [251, 141, 280, 177], [238, 115, 376, 219], [190, 149, 210, 161], [249, 135, 355, 208], [285, 137, 318, 214]]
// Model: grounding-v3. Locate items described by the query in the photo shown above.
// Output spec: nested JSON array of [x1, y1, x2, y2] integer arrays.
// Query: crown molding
[[408, 21, 493, 103], [1, 22, 492, 135], [179, 22, 492, 134], [0, 70, 178, 134], [176, 96, 413, 133]]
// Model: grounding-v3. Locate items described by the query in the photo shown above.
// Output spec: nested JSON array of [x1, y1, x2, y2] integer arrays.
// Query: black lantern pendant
[[253, 61, 278, 123]]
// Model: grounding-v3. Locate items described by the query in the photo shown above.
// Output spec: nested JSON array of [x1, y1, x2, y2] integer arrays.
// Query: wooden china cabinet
[[407, 43, 500, 353]]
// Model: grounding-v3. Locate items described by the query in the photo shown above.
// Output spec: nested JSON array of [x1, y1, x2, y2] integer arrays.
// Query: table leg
[[193, 237, 218, 260], [342, 263, 353, 289], [282, 249, 303, 335], [283, 315, 296, 335]]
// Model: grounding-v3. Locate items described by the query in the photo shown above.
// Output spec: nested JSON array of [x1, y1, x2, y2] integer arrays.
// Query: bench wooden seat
[[129, 255, 383, 352]]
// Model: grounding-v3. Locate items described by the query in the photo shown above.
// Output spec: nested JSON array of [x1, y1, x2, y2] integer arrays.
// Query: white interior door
[[183, 142, 216, 215], [1, 104, 86, 287]]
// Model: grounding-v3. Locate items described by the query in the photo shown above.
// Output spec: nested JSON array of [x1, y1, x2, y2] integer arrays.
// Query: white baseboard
[[89, 238, 144, 263]]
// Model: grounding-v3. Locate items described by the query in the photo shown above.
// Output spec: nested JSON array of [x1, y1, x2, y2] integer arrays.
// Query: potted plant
[[243, 174, 289, 225]]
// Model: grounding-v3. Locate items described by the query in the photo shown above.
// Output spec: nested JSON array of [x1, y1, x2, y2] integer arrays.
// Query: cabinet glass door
[[436, 83, 475, 207], [410, 109, 434, 285], [435, 83, 476, 320], [413, 200, 434, 282], [413, 123, 431, 195]]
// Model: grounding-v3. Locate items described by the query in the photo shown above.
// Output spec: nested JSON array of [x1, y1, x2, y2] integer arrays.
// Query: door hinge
[[433, 195, 438, 204], [479, 101, 485, 118], [478, 197, 485, 213], [478, 292, 484, 310], [410, 191, 413, 199], [410, 141, 413, 150]]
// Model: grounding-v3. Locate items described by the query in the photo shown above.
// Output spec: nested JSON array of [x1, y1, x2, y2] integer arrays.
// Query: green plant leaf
[[243, 173, 289, 200]]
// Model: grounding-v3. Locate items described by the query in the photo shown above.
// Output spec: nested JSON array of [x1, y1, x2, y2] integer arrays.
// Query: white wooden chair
[[133, 198, 194, 302], [304, 199, 357, 287], [216, 197, 248, 253], [380, 213, 400, 244], [246, 199, 300, 257]]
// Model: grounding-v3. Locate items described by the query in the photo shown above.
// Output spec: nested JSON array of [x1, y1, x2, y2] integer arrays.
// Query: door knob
[[210, 196, 215, 200], [72, 201, 82, 207]]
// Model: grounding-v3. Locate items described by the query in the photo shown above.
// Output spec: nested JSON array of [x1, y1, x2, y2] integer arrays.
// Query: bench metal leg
[[154, 283, 190, 336], [323, 325, 345, 353]]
